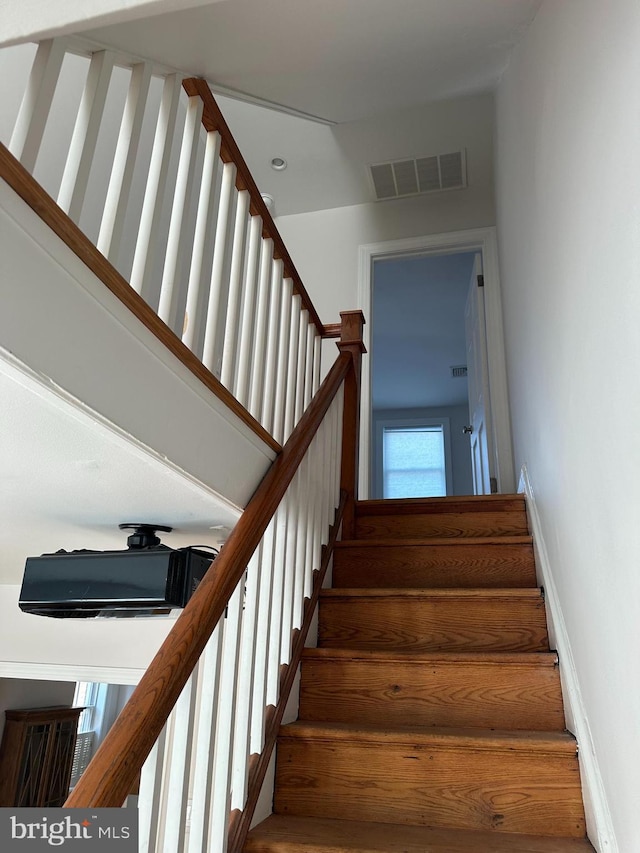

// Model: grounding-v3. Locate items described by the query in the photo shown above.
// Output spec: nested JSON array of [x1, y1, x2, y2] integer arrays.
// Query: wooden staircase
[[244, 495, 595, 852]]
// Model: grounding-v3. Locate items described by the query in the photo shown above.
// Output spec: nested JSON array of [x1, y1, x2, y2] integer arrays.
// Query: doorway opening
[[371, 251, 478, 498], [357, 227, 514, 500]]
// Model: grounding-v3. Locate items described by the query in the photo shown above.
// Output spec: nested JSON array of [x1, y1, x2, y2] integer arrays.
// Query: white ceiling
[[86, 0, 542, 124], [372, 252, 476, 410], [0, 354, 240, 586]]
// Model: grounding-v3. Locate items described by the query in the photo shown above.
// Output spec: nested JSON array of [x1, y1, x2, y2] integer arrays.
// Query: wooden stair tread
[[302, 648, 558, 665], [279, 720, 576, 754], [320, 587, 543, 598], [336, 535, 533, 548], [245, 815, 594, 853], [356, 495, 525, 513]]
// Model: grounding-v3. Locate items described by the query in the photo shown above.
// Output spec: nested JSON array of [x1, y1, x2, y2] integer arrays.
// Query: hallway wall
[[495, 1, 640, 849]]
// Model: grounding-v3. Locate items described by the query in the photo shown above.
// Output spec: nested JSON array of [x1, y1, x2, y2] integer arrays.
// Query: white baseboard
[[518, 465, 617, 853]]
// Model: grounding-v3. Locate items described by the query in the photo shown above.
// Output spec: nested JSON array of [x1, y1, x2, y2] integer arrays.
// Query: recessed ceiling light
[[271, 157, 287, 171]]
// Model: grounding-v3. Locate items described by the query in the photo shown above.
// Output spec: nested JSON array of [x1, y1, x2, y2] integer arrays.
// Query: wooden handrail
[[65, 350, 352, 808], [0, 141, 280, 454], [182, 78, 327, 337]]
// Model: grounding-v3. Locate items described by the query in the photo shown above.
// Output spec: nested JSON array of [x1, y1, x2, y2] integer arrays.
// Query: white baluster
[[162, 672, 199, 852], [130, 73, 181, 296], [97, 61, 152, 264], [232, 214, 262, 404], [202, 160, 237, 376], [139, 726, 168, 853], [182, 129, 221, 353], [247, 239, 274, 421], [221, 189, 250, 388], [230, 546, 262, 810], [304, 324, 316, 409], [157, 95, 203, 325], [305, 431, 322, 599], [259, 258, 284, 434], [293, 455, 310, 629], [280, 475, 299, 664], [209, 578, 245, 851], [57, 49, 115, 222], [283, 293, 301, 442], [187, 626, 224, 853], [250, 520, 275, 755], [10, 38, 66, 171], [313, 332, 322, 395], [266, 503, 288, 706], [272, 278, 293, 444], [294, 309, 309, 427]]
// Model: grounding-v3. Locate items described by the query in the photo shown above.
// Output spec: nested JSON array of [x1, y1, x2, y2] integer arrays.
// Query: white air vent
[[369, 150, 467, 201], [451, 365, 468, 378]]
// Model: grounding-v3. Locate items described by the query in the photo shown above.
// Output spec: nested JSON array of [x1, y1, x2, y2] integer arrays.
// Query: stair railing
[[4, 37, 334, 448], [65, 312, 365, 853]]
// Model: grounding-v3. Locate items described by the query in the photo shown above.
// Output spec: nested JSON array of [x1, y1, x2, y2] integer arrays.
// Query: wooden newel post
[[337, 310, 366, 539]]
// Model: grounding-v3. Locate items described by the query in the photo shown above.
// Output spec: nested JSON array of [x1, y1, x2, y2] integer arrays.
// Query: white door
[[464, 254, 496, 494]]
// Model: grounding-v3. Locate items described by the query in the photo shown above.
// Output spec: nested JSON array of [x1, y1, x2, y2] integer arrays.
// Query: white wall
[[0, 586, 174, 682], [495, 1, 640, 849], [276, 95, 496, 326], [0, 677, 76, 742]]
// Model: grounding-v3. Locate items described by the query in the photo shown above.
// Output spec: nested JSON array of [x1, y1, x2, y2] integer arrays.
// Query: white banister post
[[130, 72, 182, 297], [9, 38, 66, 171], [209, 578, 245, 851], [57, 49, 115, 223], [162, 672, 198, 852], [157, 95, 203, 326], [260, 258, 285, 435], [234, 215, 263, 407], [221, 189, 251, 388], [202, 160, 237, 376], [97, 61, 152, 265], [249, 520, 275, 755], [187, 626, 224, 853], [138, 726, 168, 853], [182, 129, 222, 354]]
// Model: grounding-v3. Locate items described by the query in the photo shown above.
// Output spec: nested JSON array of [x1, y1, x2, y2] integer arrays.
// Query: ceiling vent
[[451, 365, 468, 379], [369, 150, 467, 201]]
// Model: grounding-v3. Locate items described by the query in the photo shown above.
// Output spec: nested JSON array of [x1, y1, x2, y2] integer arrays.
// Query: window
[[379, 418, 452, 499]]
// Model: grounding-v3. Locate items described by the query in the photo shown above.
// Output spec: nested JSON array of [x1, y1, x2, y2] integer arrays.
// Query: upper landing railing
[[4, 37, 339, 450]]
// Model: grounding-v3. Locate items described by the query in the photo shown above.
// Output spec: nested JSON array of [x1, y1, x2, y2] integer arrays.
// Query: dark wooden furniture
[[0, 706, 83, 807]]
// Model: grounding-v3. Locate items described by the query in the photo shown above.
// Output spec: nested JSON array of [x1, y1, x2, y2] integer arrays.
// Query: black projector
[[18, 524, 216, 619]]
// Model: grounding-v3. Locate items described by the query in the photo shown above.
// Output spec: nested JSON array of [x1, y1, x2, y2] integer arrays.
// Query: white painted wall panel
[[495, 1, 640, 849], [0, 177, 275, 511]]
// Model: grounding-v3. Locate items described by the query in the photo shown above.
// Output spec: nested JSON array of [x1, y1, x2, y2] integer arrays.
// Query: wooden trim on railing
[[65, 351, 352, 808], [182, 78, 326, 337], [227, 490, 347, 853], [322, 322, 342, 339], [0, 142, 280, 454]]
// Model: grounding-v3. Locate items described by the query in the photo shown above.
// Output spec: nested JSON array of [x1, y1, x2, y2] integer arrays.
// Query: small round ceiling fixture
[[270, 157, 287, 171]]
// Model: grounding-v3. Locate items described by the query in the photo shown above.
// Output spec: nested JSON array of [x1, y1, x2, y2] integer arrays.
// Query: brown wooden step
[[332, 537, 536, 589], [298, 649, 564, 731], [275, 722, 585, 837], [245, 814, 596, 852], [318, 588, 549, 653], [355, 496, 529, 540]]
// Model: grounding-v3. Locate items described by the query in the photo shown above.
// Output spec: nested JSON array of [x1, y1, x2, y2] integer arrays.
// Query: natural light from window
[[383, 425, 447, 498]]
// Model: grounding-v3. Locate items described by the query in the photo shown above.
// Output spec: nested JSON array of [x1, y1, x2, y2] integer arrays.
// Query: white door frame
[[357, 226, 515, 499]]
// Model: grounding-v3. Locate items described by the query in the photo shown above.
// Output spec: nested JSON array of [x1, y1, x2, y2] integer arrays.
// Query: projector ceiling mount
[[118, 523, 173, 550]]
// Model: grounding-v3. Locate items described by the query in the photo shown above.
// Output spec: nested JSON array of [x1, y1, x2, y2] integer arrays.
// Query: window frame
[[374, 416, 453, 499]]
